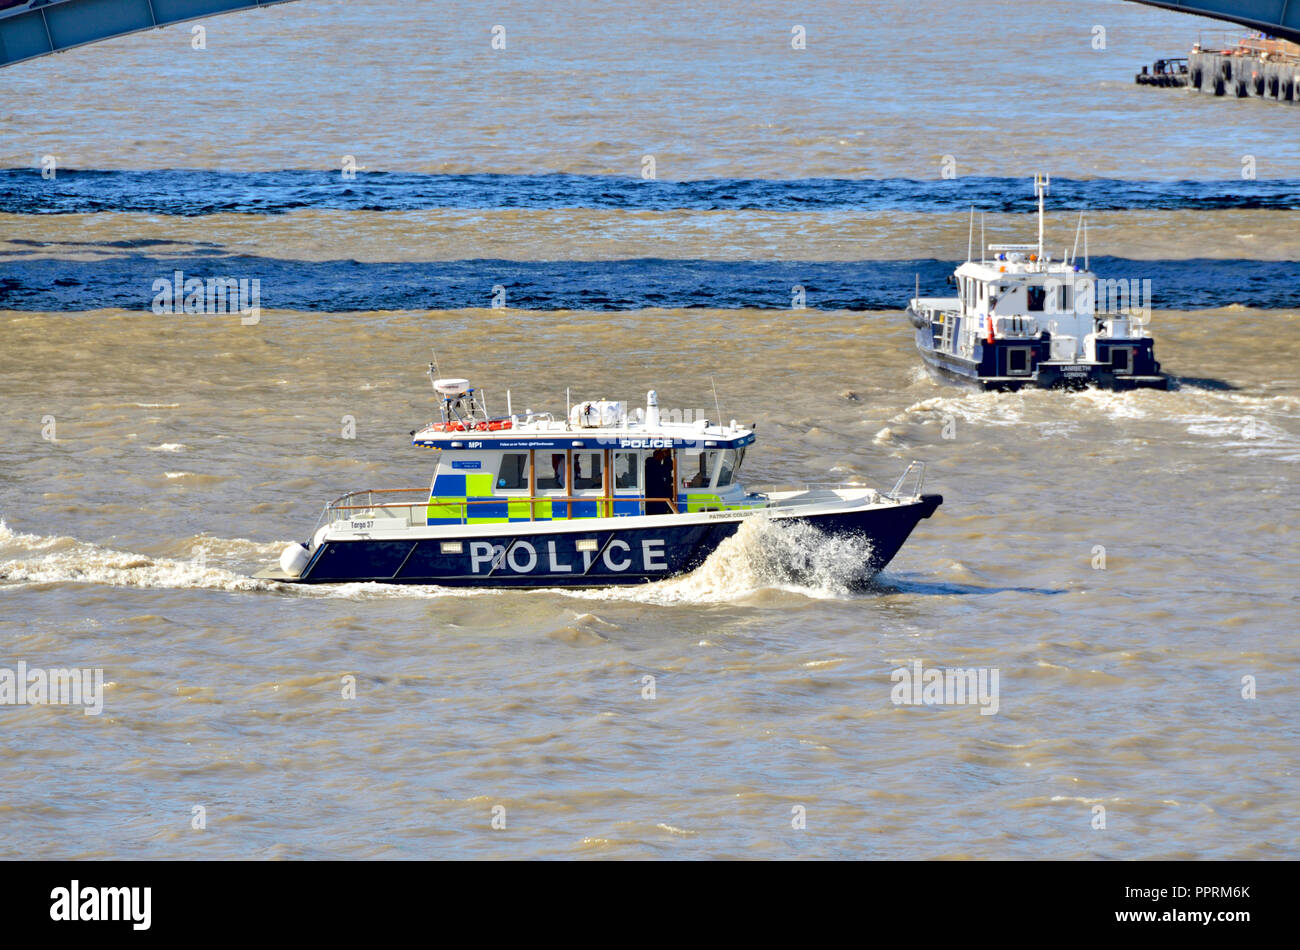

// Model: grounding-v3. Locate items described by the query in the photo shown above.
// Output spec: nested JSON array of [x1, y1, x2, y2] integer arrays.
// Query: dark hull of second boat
[[914, 330, 1169, 392]]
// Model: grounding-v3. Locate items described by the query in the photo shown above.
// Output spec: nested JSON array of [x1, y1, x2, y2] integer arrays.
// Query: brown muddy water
[[1, 306, 1296, 858]]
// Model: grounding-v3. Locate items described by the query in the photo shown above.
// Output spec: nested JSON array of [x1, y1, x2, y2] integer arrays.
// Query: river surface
[[0, 0, 1296, 859]]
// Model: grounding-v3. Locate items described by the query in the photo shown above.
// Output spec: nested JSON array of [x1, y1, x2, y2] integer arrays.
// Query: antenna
[[1083, 217, 1089, 270], [506, 389, 512, 417], [980, 213, 986, 264], [427, 348, 443, 396], [914, 272, 920, 303], [967, 205, 974, 261], [709, 375, 722, 424], [1034, 172, 1050, 263], [1071, 210, 1084, 266]]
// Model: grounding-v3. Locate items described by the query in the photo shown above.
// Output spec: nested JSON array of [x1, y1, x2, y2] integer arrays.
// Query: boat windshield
[[717, 448, 743, 487], [688, 448, 745, 488]]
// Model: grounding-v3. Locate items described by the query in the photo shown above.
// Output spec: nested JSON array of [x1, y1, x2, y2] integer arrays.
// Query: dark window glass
[[613, 452, 639, 489], [572, 452, 603, 490], [497, 453, 528, 490], [537, 453, 566, 491]]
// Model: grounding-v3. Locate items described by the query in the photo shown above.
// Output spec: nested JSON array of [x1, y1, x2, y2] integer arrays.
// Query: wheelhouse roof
[[412, 419, 755, 452], [956, 260, 1094, 281]]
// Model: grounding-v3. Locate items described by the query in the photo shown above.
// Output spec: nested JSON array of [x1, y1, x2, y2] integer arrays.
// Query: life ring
[[430, 419, 512, 432]]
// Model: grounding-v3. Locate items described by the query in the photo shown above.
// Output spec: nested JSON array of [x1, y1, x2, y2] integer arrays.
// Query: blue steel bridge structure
[[1126, 1, 1300, 45], [1, 0, 1299, 68], [0, 0, 297, 67]]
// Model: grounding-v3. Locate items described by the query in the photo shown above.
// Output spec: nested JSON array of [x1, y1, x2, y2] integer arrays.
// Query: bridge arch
[[1126, 1, 1300, 45], [0, 0, 299, 67]]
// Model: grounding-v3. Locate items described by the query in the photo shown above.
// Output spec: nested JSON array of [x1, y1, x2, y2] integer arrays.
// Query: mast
[[1034, 172, 1050, 263]]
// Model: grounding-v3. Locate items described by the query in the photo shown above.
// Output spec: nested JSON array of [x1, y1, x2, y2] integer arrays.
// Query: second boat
[[906, 174, 1168, 391]]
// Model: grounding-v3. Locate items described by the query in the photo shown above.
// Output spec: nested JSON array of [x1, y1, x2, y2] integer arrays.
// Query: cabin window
[[1057, 283, 1071, 311], [613, 451, 639, 489], [716, 449, 739, 487], [1027, 286, 1046, 312], [571, 452, 603, 490], [536, 453, 566, 491], [497, 453, 528, 490], [683, 450, 710, 488]]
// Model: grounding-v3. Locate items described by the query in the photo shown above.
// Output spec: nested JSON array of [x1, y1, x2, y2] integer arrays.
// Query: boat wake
[[893, 386, 1300, 462], [0, 521, 517, 601], [0, 520, 280, 593], [0, 521, 512, 600], [565, 517, 875, 605]]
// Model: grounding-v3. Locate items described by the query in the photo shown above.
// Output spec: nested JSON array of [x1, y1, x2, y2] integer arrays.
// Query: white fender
[[280, 542, 312, 577]]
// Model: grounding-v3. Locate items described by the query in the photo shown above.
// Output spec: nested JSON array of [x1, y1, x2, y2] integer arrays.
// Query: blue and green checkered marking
[[426, 473, 621, 524], [425, 477, 764, 525], [426, 472, 546, 525]]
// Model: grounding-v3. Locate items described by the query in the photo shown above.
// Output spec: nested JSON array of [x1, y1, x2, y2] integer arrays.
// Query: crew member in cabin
[[644, 448, 673, 514], [686, 452, 710, 488]]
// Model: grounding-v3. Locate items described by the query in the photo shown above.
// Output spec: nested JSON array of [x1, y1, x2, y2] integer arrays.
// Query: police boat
[[906, 174, 1167, 391], [257, 373, 942, 588]]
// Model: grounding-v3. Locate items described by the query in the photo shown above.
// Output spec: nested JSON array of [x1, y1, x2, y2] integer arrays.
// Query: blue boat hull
[[286, 495, 942, 589]]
